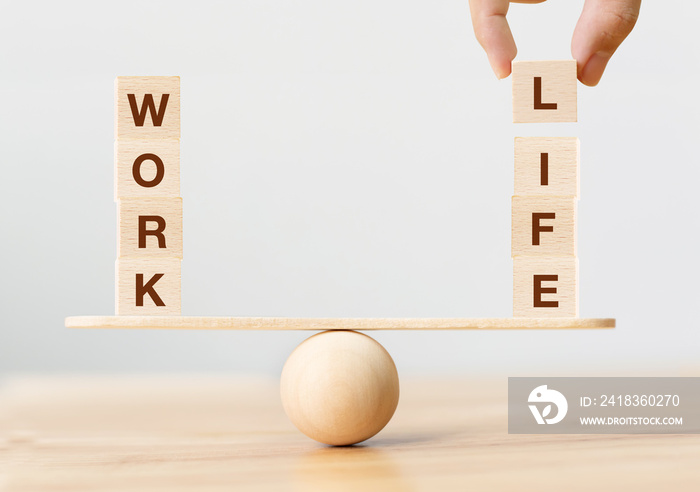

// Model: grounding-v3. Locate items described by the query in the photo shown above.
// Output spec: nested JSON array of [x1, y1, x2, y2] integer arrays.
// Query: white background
[[1, 1, 697, 377]]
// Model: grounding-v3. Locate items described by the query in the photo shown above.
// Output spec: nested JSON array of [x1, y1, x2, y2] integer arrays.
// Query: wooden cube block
[[115, 76, 180, 139], [512, 61, 577, 123], [513, 257, 578, 317], [115, 139, 180, 199], [514, 137, 579, 197], [116, 258, 181, 315], [512, 196, 576, 257], [118, 198, 183, 258]]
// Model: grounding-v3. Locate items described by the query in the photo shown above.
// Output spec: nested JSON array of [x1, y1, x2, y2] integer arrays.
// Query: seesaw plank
[[65, 316, 614, 330]]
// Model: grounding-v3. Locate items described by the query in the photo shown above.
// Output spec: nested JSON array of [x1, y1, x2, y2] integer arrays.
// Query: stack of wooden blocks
[[115, 77, 182, 315], [511, 61, 579, 317]]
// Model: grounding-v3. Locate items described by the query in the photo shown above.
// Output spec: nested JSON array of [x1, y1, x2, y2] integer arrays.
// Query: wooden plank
[[117, 198, 183, 258], [116, 258, 181, 315], [512, 60, 577, 123], [2, 376, 697, 492], [514, 257, 578, 318], [65, 316, 613, 330], [514, 137, 579, 197]]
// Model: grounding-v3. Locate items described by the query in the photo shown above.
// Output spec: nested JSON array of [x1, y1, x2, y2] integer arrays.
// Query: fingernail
[[580, 51, 612, 86]]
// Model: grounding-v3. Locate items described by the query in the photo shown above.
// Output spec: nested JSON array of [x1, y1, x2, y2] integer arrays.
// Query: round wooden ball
[[280, 330, 400, 446]]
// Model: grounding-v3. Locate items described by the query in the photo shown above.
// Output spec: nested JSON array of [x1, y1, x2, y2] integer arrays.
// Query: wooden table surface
[[1, 376, 698, 491]]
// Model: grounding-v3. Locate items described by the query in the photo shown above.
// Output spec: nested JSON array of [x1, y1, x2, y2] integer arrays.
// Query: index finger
[[469, 0, 547, 79]]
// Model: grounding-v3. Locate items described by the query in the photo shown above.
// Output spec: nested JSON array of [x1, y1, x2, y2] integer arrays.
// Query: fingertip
[[578, 51, 611, 86], [571, 0, 640, 86], [490, 58, 512, 80], [469, 0, 517, 80], [489, 45, 516, 80]]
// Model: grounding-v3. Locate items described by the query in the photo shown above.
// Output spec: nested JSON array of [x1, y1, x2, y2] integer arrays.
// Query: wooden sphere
[[280, 330, 400, 446]]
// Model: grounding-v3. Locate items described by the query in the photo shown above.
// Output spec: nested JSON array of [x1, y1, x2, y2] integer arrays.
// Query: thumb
[[571, 0, 641, 86]]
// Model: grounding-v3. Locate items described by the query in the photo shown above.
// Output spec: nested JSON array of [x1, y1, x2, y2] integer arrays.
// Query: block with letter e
[[513, 257, 578, 317], [116, 258, 181, 315]]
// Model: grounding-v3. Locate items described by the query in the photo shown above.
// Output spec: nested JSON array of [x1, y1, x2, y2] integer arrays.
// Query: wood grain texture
[[513, 257, 578, 318], [115, 76, 180, 139], [512, 60, 577, 123], [2, 376, 697, 492], [514, 137, 579, 197], [115, 139, 180, 199], [117, 198, 183, 258], [116, 258, 181, 315], [280, 331, 399, 445], [511, 196, 577, 257], [65, 316, 613, 330]]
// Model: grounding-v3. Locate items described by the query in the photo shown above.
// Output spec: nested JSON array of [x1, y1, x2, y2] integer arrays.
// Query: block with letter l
[[512, 60, 577, 123]]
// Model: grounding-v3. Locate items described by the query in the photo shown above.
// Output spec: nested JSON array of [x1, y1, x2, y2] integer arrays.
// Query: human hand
[[468, 0, 641, 86]]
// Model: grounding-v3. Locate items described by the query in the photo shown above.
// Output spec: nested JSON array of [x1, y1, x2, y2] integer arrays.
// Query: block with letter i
[[115, 76, 182, 316], [514, 137, 579, 197]]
